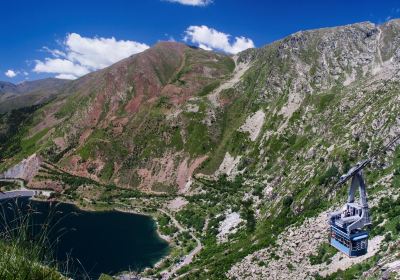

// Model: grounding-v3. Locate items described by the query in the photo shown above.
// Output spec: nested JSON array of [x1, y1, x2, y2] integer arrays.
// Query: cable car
[[327, 135, 400, 257], [328, 161, 371, 257]]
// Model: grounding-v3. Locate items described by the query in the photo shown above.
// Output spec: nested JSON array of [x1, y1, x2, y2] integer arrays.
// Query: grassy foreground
[[0, 200, 65, 280], [0, 239, 65, 280]]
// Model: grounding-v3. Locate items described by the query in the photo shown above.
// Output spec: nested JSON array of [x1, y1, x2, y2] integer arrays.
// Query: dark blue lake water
[[0, 198, 169, 279]]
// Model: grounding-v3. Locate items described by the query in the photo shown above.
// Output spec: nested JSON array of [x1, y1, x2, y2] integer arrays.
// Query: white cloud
[[42, 46, 66, 58], [165, 0, 212, 6], [33, 33, 150, 79], [64, 33, 149, 69], [55, 74, 78, 80], [198, 44, 212, 51], [34, 58, 90, 80], [5, 69, 17, 78], [184, 25, 254, 54]]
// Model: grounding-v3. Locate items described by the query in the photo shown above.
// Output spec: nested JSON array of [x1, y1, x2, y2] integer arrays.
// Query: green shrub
[[185, 121, 211, 156], [198, 81, 220, 96], [318, 165, 339, 185], [309, 243, 337, 265], [241, 199, 256, 232], [384, 232, 392, 242], [314, 93, 336, 112], [100, 162, 114, 181], [283, 196, 294, 207], [395, 222, 400, 233], [286, 263, 294, 271]]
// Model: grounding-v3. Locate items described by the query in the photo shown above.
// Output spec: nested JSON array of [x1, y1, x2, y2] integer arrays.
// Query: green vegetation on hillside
[[0, 104, 44, 162], [309, 243, 337, 265]]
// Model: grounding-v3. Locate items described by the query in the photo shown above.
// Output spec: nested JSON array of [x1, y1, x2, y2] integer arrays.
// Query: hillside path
[[158, 208, 202, 279], [114, 203, 202, 279]]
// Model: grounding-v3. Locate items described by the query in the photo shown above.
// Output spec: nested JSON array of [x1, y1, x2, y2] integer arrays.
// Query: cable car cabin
[[328, 166, 371, 257], [329, 199, 370, 257], [330, 224, 368, 257]]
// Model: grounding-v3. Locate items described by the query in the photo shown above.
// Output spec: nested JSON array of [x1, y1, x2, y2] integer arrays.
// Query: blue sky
[[1, 0, 400, 82]]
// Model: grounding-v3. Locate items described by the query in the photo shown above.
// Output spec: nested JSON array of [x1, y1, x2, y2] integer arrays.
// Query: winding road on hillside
[[114, 202, 202, 279], [158, 208, 202, 280]]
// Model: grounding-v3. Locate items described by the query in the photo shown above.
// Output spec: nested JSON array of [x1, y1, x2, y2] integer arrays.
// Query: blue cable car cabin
[[330, 224, 368, 257], [328, 161, 372, 257]]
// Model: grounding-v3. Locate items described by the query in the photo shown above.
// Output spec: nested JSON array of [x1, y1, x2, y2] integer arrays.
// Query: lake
[[0, 198, 169, 279]]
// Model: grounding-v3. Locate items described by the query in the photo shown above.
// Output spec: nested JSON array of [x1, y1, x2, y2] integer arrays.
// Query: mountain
[[1, 41, 235, 191], [0, 81, 18, 94], [0, 78, 70, 112], [1, 21, 400, 279], [0, 78, 69, 94]]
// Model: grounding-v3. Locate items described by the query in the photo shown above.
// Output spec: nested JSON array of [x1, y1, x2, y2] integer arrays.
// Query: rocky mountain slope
[[1, 42, 235, 192], [2, 20, 400, 279]]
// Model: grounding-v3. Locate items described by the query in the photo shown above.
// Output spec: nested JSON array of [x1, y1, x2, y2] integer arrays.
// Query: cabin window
[[334, 234, 350, 248], [351, 239, 367, 251]]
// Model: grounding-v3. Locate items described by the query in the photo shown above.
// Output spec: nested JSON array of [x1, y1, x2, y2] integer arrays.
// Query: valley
[[1, 19, 400, 279]]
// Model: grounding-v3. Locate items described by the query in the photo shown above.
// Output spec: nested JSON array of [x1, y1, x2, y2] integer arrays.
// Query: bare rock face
[[216, 152, 242, 177], [217, 211, 244, 243], [239, 110, 265, 141], [1, 154, 42, 182]]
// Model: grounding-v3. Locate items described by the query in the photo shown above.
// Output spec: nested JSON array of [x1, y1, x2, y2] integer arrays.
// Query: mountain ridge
[[0, 78, 69, 93], [1, 19, 400, 279], [0, 78, 70, 113]]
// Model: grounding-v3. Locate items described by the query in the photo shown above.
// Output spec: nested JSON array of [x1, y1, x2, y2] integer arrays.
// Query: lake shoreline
[[1, 182, 173, 277], [31, 196, 173, 275], [15, 197, 170, 279], [112, 207, 172, 273], [41, 198, 171, 243]]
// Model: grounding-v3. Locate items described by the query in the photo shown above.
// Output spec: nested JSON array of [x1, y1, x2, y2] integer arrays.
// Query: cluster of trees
[[176, 209, 205, 232], [157, 214, 178, 236]]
